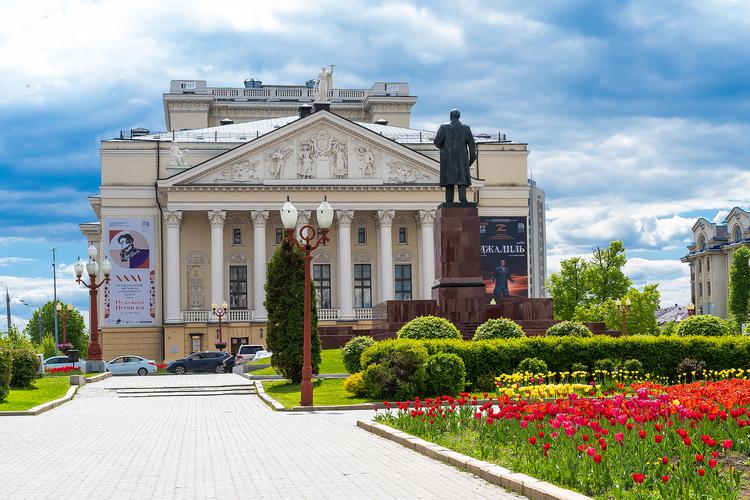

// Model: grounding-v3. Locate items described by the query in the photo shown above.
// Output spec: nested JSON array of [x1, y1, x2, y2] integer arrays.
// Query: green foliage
[[264, 239, 321, 383], [41, 335, 56, 360], [10, 349, 40, 388], [473, 372, 498, 393], [342, 372, 367, 397], [676, 358, 707, 379], [424, 353, 466, 396], [676, 315, 728, 337], [546, 321, 592, 337], [473, 318, 524, 340], [571, 362, 588, 372], [396, 315, 461, 340], [623, 358, 644, 374], [23, 301, 88, 355], [0, 348, 10, 402], [586, 241, 632, 303], [728, 246, 750, 323], [724, 316, 743, 336], [660, 321, 678, 336], [594, 358, 617, 372], [516, 357, 548, 374], [547, 257, 589, 320], [359, 339, 427, 399], [341, 336, 375, 373]]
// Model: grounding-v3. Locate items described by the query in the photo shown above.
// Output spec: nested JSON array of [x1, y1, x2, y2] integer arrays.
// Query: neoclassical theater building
[[80, 74, 547, 362]]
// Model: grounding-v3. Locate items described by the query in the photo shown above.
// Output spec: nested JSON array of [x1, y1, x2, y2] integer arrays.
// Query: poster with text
[[480, 216, 529, 300], [103, 217, 156, 326]]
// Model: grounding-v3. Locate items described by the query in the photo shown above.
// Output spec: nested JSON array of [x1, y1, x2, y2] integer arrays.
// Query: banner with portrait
[[103, 217, 156, 326], [479, 216, 529, 300]]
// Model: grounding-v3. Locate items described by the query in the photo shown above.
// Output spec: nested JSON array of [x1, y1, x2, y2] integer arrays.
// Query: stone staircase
[[108, 384, 256, 398]]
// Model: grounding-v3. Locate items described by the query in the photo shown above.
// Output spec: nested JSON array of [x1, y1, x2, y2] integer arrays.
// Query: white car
[[105, 355, 157, 376], [43, 356, 86, 372], [235, 344, 272, 365]]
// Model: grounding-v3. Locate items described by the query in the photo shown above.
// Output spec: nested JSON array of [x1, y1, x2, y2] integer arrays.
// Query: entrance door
[[230, 337, 249, 355]]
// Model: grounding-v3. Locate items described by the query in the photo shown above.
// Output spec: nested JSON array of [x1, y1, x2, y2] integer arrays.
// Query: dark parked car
[[221, 355, 236, 373], [167, 351, 230, 374]]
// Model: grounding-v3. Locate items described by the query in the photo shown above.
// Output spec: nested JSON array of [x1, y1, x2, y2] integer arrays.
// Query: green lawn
[[263, 378, 375, 408], [0, 377, 71, 411], [250, 348, 347, 376]]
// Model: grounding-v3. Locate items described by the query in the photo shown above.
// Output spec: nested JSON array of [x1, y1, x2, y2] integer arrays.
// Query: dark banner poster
[[480, 216, 529, 300]]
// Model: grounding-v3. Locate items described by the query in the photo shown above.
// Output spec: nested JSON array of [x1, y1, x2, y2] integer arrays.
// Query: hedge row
[[409, 335, 750, 383]]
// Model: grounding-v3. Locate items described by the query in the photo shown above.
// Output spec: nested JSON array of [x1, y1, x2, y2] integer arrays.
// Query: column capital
[[250, 210, 269, 228], [376, 209, 396, 228], [163, 209, 182, 228], [208, 210, 227, 228], [336, 209, 355, 227], [417, 209, 436, 227]]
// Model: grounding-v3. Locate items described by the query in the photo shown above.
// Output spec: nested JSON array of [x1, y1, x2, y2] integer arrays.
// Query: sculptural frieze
[[386, 160, 423, 183], [266, 147, 293, 179], [356, 146, 376, 178], [331, 142, 348, 178], [169, 145, 189, 167], [214, 160, 260, 183]]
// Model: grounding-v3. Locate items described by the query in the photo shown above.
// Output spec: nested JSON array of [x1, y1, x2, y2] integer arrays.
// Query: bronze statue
[[434, 109, 477, 205]]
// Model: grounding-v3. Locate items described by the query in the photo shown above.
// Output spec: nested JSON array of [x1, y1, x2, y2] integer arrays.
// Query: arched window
[[734, 225, 743, 243], [699, 235, 707, 251]]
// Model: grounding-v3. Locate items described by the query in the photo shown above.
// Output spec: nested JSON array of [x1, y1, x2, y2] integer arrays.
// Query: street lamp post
[[56, 303, 73, 345], [616, 297, 632, 336], [211, 301, 228, 350], [280, 196, 334, 407], [74, 244, 111, 373], [687, 303, 696, 317]]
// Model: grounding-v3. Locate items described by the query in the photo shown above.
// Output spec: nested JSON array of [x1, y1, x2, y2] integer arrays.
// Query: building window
[[707, 281, 711, 296], [233, 228, 242, 245], [395, 264, 412, 300], [698, 283, 703, 297], [699, 236, 707, 251], [275, 227, 283, 245], [697, 259, 702, 272], [313, 264, 332, 309], [357, 226, 367, 244], [706, 258, 710, 271], [229, 266, 248, 309], [398, 227, 407, 244], [354, 264, 372, 308], [735, 226, 743, 243]]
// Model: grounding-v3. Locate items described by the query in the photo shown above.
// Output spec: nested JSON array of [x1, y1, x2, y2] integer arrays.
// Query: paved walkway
[[0, 374, 521, 499]]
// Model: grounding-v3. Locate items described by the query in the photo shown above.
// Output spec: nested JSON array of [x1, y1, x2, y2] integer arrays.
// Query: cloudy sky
[[1, 0, 749, 332]]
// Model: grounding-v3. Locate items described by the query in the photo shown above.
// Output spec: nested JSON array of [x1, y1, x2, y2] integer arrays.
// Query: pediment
[[161, 111, 440, 188]]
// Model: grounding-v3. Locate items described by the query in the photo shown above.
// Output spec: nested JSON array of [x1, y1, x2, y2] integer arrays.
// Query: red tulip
[[662, 456, 669, 465], [528, 437, 537, 445], [638, 430, 646, 439], [695, 454, 704, 463], [661, 475, 669, 483], [698, 468, 705, 477], [632, 473, 646, 484], [593, 454, 602, 463], [654, 435, 664, 443], [722, 439, 733, 450], [709, 459, 717, 468]]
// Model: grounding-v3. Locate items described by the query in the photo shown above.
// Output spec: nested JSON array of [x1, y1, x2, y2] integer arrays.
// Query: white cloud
[[0, 257, 34, 266]]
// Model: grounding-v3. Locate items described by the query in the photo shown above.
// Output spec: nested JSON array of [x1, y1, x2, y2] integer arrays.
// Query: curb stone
[[357, 420, 593, 500], [0, 385, 79, 417], [249, 378, 380, 412]]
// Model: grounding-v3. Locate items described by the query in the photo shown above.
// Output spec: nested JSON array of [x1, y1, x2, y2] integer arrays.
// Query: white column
[[377, 210, 395, 302], [336, 210, 355, 320], [296, 210, 311, 242], [251, 210, 269, 321], [418, 209, 436, 299], [208, 210, 226, 307], [164, 210, 183, 323]]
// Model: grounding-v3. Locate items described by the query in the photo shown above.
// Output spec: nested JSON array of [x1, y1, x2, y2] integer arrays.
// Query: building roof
[[655, 305, 689, 325]]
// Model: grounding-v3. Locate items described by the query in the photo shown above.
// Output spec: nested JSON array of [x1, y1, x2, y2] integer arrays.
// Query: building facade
[[681, 208, 750, 317], [80, 76, 546, 362]]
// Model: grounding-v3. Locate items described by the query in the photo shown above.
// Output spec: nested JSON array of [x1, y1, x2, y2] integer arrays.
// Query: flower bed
[[45, 366, 82, 376], [375, 379, 750, 498]]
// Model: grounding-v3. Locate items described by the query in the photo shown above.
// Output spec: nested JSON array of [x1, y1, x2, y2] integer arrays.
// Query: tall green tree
[[264, 239, 321, 383], [576, 285, 661, 335], [23, 301, 88, 355], [728, 246, 750, 324], [585, 240, 632, 303], [547, 257, 590, 320]]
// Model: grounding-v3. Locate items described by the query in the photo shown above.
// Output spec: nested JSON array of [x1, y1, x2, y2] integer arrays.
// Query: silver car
[[105, 355, 157, 376]]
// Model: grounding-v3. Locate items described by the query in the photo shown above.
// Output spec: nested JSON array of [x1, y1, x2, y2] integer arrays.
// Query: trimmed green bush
[[676, 315, 728, 337], [396, 316, 461, 340], [341, 336, 375, 374], [516, 357, 548, 374], [360, 339, 427, 399], [424, 353, 466, 396], [546, 321, 593, 337], [594, 358, 617, 372], [10, 349, 40, 388], [0, 348, 11, 403], [623, 358, 644, 374], [571, 362, 588, 372], [473, 372, 498, 393], [473, 318, 524, 340]]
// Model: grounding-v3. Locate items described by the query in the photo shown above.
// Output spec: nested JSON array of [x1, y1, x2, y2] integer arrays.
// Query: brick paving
[[0, 374, 522, 499]]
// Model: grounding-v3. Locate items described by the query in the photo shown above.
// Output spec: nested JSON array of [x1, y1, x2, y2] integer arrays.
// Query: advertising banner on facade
[[103, 217, 156, 326], [479, 216, 529, 300]]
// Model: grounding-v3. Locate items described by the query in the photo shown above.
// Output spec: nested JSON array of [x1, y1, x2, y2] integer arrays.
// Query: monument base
[[85, 360, 106, 373]]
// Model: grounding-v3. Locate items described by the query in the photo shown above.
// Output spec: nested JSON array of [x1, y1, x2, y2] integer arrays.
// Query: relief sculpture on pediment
[[356, 146, 376, 178], [266, 147, 293, 179], [386, 160, 423, 183], [214, 159, 260, 183]]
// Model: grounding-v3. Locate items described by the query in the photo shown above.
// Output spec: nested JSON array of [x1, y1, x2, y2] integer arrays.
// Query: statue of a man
[[433, 109, 477, 205], [314, 65, 334, 103]]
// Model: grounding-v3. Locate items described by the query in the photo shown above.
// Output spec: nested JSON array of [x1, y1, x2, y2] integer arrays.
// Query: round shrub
[[474, 373, 498, 393], [10, 349, 40, 388], [360, 340, 428, 399], [516, 357, 548, 374], [424, 353, 466, 396], [622, 358, 644, 374], [546, 321, 593, 337], [594, 358, 617, 373], [341, 336, 375, 373], [473, 318, 524, 340], [0, 348, 11, 403], [362, 363, 389, 399], [343, 372, 367, 397], [676, 315, 728, 337], [396, 316, 461, 340], [676, 358, 707, 377]]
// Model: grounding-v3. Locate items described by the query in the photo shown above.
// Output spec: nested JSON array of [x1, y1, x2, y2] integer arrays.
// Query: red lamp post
[[212, 301, 228, 350], [280, 197, 334, 406], [56, 302, 73, 344], [73, 244, 111, 372]]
